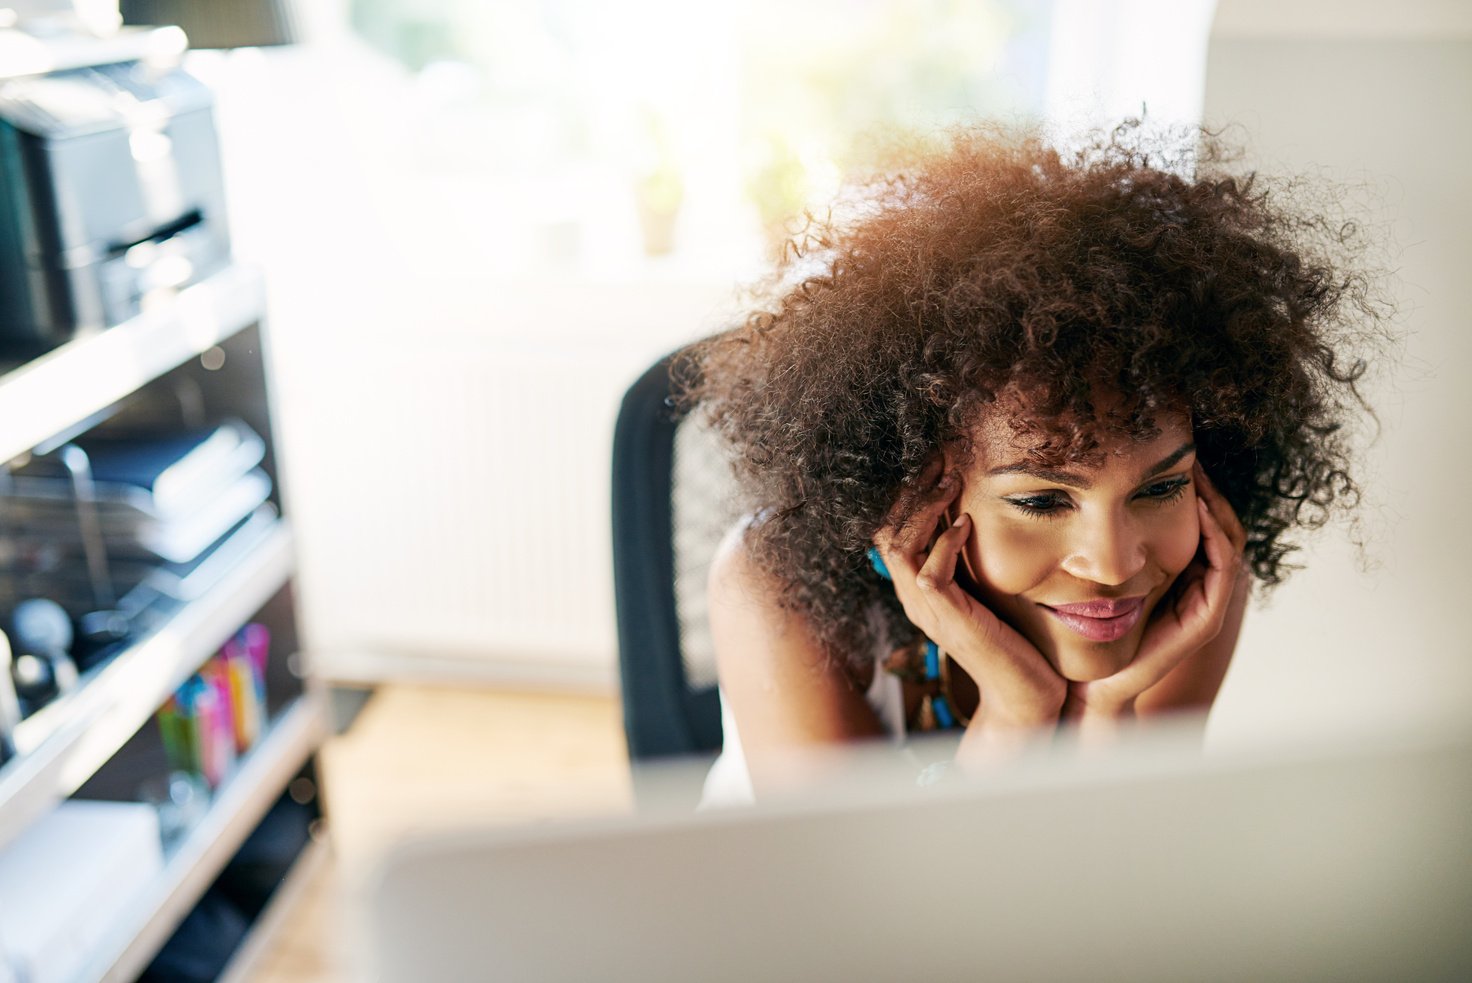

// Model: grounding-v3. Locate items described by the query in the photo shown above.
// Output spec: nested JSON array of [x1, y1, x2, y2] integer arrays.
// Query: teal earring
[[867, 547, 891, 581]]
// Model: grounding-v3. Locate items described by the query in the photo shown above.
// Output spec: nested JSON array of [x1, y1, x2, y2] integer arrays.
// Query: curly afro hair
[[675, 121, 1387, 668]]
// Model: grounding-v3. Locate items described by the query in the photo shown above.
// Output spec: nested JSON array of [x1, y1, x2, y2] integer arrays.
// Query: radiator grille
[[284, 338, 639, 668]]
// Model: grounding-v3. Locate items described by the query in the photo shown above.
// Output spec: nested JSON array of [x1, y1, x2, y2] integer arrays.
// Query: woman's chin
[[1044, 634, 1143, 682], [1030, 592, 1166, 682]]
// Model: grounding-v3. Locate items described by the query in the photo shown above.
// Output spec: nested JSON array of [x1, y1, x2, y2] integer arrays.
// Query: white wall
[[1202, 2, 1472, 746], [215, 3, 1472, 705], [1044, 0, 1217, 133], [200, 38, 739, 690]]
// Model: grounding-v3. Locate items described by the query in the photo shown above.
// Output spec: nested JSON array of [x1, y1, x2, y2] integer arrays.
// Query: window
[[345, 0, 1051, 277]]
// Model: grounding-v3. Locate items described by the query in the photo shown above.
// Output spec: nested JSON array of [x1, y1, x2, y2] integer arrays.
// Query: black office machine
[[0, 58, 231, 355]]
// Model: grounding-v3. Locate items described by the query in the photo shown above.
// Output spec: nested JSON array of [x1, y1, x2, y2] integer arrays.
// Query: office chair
[[611, 347, 739, 770]]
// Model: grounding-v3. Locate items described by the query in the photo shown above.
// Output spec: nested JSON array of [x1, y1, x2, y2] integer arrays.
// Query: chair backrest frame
[[611, 352, 722, 763]]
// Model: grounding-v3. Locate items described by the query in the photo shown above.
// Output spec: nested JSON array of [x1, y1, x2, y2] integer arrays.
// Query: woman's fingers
[[879, 494, 1065, 721], [1193, 462, 1246, 555], [875, 464, 959, 566], [886, 505, 985, 641], [1184, 462, 1248, 621], [1197, 460, 1247, 585], [1128, 497, 1236, 691], [887, 510, 964, 624], [1175, 497, 1233, 632], [915, 512, 969, 594], [1076, 465, 1248, 703], [1191, 500, 1220, 605]]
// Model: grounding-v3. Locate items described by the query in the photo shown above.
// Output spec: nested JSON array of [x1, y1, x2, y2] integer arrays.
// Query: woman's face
[[954, 412, 1201, 682]]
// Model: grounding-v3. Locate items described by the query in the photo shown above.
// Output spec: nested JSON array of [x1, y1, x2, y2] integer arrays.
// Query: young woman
[[677, 123, 1381, 801]]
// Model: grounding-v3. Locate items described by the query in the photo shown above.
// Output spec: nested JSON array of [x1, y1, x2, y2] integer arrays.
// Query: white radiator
[[270, 282, 734, 689]]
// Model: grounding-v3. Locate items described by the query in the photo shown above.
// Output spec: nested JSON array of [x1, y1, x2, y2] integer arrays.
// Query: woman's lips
[[1041, 597, 1146, 642]]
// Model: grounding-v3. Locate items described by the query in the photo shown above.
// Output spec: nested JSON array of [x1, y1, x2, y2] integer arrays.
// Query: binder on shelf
[[0, 503, 280, 622], [2, 469, 273, 564], [91, 502, 280, 603], [3, 417, 266, 523], [1, 416, 277, 629]]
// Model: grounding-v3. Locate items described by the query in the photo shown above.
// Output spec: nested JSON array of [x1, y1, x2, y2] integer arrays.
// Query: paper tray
[[2, 417, 265, 522]]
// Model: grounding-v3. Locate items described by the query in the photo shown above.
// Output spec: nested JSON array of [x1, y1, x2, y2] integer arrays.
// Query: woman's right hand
[[873, 466, 1066, 749]]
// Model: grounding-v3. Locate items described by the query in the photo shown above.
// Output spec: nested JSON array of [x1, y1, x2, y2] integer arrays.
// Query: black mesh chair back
[[611, 349, 740, 767]]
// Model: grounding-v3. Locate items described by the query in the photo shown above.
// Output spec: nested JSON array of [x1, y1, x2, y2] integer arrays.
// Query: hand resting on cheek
[[875, 457, 1247, 767]]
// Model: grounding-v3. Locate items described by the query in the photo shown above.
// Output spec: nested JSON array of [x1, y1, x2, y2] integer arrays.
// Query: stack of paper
[[1, 418, 277, 613], [0, 800, 164, 983]]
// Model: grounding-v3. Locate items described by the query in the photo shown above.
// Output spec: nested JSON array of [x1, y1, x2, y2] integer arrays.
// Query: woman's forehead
[[966, 408, 1193, 471]]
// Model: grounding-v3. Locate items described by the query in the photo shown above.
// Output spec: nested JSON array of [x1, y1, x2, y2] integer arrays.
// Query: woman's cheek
[[1153, 495, 1202, 577], [967, 514, 1061, 596]]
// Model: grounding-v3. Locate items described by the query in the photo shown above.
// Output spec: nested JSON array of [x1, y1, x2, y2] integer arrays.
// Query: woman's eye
[[1007, 494, 1070, 518], [1138, 477, 1190, 503]]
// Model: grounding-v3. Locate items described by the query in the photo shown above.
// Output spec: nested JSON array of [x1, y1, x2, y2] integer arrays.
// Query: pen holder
[[159, 675, 234, 788], [155, 623, 269, 787]]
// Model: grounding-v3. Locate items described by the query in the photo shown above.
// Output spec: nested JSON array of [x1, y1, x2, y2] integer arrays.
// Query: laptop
[[358, 716, 1472, 982]]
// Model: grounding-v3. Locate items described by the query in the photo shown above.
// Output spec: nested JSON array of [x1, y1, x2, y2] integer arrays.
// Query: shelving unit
[[82, 697, 322, 983], [0, 263, 271, 465], [0, 257, 326, 979], [0, 518, 297, 849]]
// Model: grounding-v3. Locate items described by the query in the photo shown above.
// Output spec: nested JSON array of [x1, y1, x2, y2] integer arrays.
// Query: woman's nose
[[1061, 512, 1147, 587]]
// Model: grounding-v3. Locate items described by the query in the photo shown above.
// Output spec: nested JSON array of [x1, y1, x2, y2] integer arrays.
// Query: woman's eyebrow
[[986, 441, 1196, 489], [1141, 441, 1197, 480], [985, 463, 1092, 488]]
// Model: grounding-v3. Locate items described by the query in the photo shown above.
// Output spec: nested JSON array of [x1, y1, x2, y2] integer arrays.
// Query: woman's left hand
[[1063, 462, 1248, 724]]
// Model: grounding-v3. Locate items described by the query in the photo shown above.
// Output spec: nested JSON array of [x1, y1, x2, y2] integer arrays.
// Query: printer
[[0, 58, 231, 355]]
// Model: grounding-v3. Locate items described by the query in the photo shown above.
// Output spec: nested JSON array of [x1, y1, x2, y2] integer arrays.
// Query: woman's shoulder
[[707, 516, 891, 762], [709, 510, 845, 668], [708, 512, 781, 613], [707, 514, 883, 681]]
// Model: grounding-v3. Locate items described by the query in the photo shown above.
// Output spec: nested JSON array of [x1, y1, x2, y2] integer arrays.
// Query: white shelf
[[0, 520, 296, 852], [82, 694, 327, 983], [0, 263, 267, 464], [0, 117, 316, 977]]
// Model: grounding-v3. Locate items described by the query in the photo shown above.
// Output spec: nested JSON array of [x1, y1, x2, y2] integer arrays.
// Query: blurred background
[[89, 0, 1448, 732], [185, 0, 1469, 744], [0, 1, 1467, 979], [219, 0, 1072, 688]]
